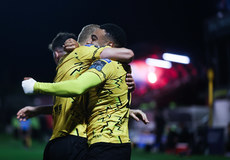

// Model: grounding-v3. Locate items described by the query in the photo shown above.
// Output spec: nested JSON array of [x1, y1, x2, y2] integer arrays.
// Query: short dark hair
[[100, 23, 127, 48], [49, 32, 77, 51]]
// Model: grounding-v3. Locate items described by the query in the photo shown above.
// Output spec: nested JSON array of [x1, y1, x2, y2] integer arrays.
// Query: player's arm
[[36, 72, 101, 96], [17, 105, 53, 121], [22, 72, 102, 97], [63, 39, 134, 63], [129, 109, 149, 124], [100, 48, 134, 63], [64, 40, 135, 90], [22, 60, 112, 96]]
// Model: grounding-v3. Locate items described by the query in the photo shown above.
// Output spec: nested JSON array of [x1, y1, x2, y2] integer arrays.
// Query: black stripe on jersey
[[127, 92, 131, 108], [74, 52, 80, 60], [101, 122, 109, 133], [76, 128, 79, 136], [115, 121, 121, 131], [85, 92, 90, 124], [70, 62, 85, 75], [115, 97, 122, 109], [114, 76, 122, 88], [98, 117, 105, 122], [92, 48, 100, 60], [118, 136, 122, 144], [118, 103, 130, 112]]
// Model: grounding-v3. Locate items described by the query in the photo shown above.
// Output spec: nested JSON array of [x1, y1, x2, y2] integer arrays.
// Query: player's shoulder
[[83, 44, 100, 48], [89, 59, 115, 71], [76, 44, 101, 53], [72, 44, 99, 55], [100, 58, 113, 63], [91, 59, 113, 66], [98, 58, 118, 66]]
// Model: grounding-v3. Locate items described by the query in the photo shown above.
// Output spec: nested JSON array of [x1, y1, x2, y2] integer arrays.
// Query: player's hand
[[126, 73, 136, 92], [22, 77, 37, 94], [64, 38, 79, 52], [17, 106, 38, 121], [130, 109, 149, 124]]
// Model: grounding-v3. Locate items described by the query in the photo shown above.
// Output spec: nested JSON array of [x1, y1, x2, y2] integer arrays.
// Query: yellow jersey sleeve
[[34, 72, 102, 97], [81, 44, 111, 60]]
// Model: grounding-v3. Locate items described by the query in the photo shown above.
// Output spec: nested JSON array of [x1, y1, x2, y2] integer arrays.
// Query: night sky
[[0, 0, 217, 96]]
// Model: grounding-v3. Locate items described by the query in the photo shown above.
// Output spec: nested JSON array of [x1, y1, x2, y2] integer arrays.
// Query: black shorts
[[43, 135, 88, 160], [85, 142, 131, 160]]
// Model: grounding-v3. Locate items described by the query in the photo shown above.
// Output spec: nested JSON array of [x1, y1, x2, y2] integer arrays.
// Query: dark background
[[0, 0, 223, 110], [1, 1, 230, 156]]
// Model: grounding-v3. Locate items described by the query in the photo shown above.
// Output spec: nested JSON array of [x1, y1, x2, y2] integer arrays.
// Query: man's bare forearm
[[100, 48, 134, 63]]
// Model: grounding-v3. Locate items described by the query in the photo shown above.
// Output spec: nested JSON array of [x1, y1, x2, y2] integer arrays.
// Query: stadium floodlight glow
[[148, 72, 157, 84], [145, 58, 172, 69], [163, 53, 190, 64]]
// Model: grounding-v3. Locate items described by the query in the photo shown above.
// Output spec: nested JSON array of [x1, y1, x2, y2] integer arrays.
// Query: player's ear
[[53, 51, 60, 64], [54, 51, 59, 59], [107, 41, 114, 47]]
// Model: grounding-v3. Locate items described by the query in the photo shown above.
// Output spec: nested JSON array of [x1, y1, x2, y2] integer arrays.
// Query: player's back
[[86, 59, 131, 145], [51, 45, 107, 140]]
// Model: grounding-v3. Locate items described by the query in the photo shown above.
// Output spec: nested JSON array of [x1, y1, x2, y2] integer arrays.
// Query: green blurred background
[[0, 134, 228, 160]]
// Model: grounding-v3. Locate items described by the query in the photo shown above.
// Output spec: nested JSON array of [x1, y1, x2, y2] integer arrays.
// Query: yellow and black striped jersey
[[86, 59, 131, 145], [50, 45, 109, 140]]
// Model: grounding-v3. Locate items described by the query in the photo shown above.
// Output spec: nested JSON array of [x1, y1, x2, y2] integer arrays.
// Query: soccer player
[[19, 24, 148, 160], [22, 23, 142, 160]]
